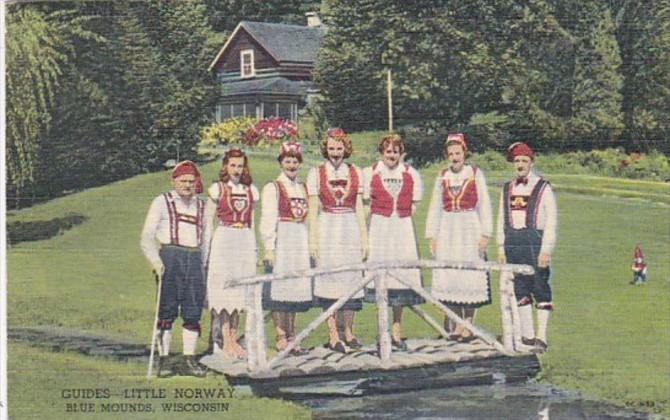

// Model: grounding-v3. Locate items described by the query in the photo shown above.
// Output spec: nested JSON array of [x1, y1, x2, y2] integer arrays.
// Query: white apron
[[272, 221, 312, 302], [314, 212, 364, 299], [207, 225, 256, 312]]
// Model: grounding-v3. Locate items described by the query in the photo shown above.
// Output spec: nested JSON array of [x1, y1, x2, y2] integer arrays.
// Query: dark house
[[208, 15, 323, 123]]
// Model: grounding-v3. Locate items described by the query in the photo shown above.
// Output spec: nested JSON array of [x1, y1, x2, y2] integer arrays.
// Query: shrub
[[8, 213, 88, 245], [200, 117, 255, 147], [536, 149, 670, 180], [469, 150, 509, 172]]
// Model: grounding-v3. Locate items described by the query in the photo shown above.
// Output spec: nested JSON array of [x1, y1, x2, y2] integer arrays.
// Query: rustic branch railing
[[228, 260, 534, 375]]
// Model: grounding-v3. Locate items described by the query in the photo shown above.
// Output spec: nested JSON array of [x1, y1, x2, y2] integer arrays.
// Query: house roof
[[221, 77, 313, 98], [209, 21, 323, 71]]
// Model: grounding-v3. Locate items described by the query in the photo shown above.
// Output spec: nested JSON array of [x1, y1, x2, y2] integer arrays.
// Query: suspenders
[[503, 179, 547, 230], [163, 192, 205, 246]]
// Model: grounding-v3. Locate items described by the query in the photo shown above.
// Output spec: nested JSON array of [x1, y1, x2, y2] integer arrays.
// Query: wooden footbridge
[[199, 260, 540, 397]]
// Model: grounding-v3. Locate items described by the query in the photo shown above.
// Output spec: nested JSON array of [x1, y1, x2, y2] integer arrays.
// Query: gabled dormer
[[209, 21, 322, 82]]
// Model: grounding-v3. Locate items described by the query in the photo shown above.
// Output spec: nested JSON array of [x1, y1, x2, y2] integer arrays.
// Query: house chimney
[[306, 12, 321, 28]]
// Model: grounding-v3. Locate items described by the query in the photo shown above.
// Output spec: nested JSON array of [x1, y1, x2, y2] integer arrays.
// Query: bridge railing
[[227, 260, 534, 375]]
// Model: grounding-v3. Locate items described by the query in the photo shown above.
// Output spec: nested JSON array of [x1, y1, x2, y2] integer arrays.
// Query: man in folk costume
[[140, 160, 208, 377], [204, 149, 259, 358], [496, 142, 558, 353], [260, 141, 312, 354], [425, 133, 493, 342], [307, 128, 368, 353], [363, 133, 424, 351], [631, 245, 648, 285]]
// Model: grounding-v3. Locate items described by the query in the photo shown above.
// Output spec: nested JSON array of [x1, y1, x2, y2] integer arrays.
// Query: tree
[[204, 0, 307, 33], [6, 6, 100, 205], [313, 0, 387, 131], [570, 4, 623, 149]]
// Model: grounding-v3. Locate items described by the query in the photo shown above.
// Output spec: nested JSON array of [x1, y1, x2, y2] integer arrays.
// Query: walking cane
[[147, 272, 163, 378]]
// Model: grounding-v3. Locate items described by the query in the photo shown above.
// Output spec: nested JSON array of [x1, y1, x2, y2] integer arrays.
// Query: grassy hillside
[[6, 150, 670, 417]]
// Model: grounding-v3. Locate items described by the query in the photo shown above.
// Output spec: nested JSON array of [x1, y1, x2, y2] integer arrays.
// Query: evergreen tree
[[570, 4, 623, 149], [313, 0, 386, 131], [204, 0, 307, 33]]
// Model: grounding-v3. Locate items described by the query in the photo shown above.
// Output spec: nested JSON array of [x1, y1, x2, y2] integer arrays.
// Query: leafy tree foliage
[[6, 7, 101, 204], [317, 0, 664, 154], [6, 1, 220, 205]]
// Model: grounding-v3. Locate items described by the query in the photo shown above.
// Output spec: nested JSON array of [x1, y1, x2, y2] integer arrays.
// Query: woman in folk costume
[[425, 133, 493, 342], [363, 133, 424, 351], [204, 149, 259, 359], [307, 128, 368, 353], [260, 141, 312, 354]]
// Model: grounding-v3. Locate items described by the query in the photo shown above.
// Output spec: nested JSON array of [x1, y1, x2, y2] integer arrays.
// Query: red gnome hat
[[172, 160, 203, 194], [507, 142, 535, 162], [634, 245, 644, 260]]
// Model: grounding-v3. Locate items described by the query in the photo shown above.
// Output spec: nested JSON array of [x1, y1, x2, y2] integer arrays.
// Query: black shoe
[[157, 356, 175, 378], [327, 341, 347, 354], [182, 356, 207, 377], [344, 338, 362, 349], [521, 337, 536, 347], [391, 338, 408, 351], [458, 334, 476, 343], [447, 334, 462, 341], [533, 339, 548, 353]]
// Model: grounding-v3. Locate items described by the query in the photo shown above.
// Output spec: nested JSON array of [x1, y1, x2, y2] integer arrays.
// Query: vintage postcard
[[2, 1, 669, 419]]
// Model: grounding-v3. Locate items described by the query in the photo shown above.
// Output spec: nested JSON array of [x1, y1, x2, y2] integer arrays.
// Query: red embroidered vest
[[275, 180, 309, 222], [216, 182, 253, 228], [319, 163, 359, 213], [163, 192, 205, 246], [369, 163, 414, 218], [441, 167, 479, 212]]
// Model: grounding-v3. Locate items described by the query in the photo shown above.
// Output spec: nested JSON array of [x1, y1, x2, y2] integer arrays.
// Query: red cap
[[634, 245, 644, 259], [446, 132, 467, 152], [507, 142, 534, 162], [172, 160, 203, 194]]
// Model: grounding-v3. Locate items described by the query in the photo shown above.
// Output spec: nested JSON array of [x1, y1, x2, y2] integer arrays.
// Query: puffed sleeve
[[306, 166, 319, 196], [250, 183, 260, 202], [410, 166, 423, 202], [496, 189, 506, 252], [140, 196, 165, 269], [362, 166, 373, 201], [474, 169, 493, 238], [249, 183, 260, 234], [539, 183, 558, 256], [201, 183, 220, 262], [259, 182, 279, 251], [425, 172, 443, 239], [353, 165, 363, 194]]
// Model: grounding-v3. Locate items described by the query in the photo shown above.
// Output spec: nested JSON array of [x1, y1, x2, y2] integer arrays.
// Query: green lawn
[[7, 342, 309, 420], [6, 150, 670, 417]]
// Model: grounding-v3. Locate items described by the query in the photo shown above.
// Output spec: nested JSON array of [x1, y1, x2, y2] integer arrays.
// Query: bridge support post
[[246, 284, 267, 372], [500, 269, 521, 352], [375, 272, 392, 366]]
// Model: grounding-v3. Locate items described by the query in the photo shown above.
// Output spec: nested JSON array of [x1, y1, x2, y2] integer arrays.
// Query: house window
[[278, 103, 292, 120], [264, 102, 278, 119], [232, 103, 244, 117], [240, 49, 255, 78]]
